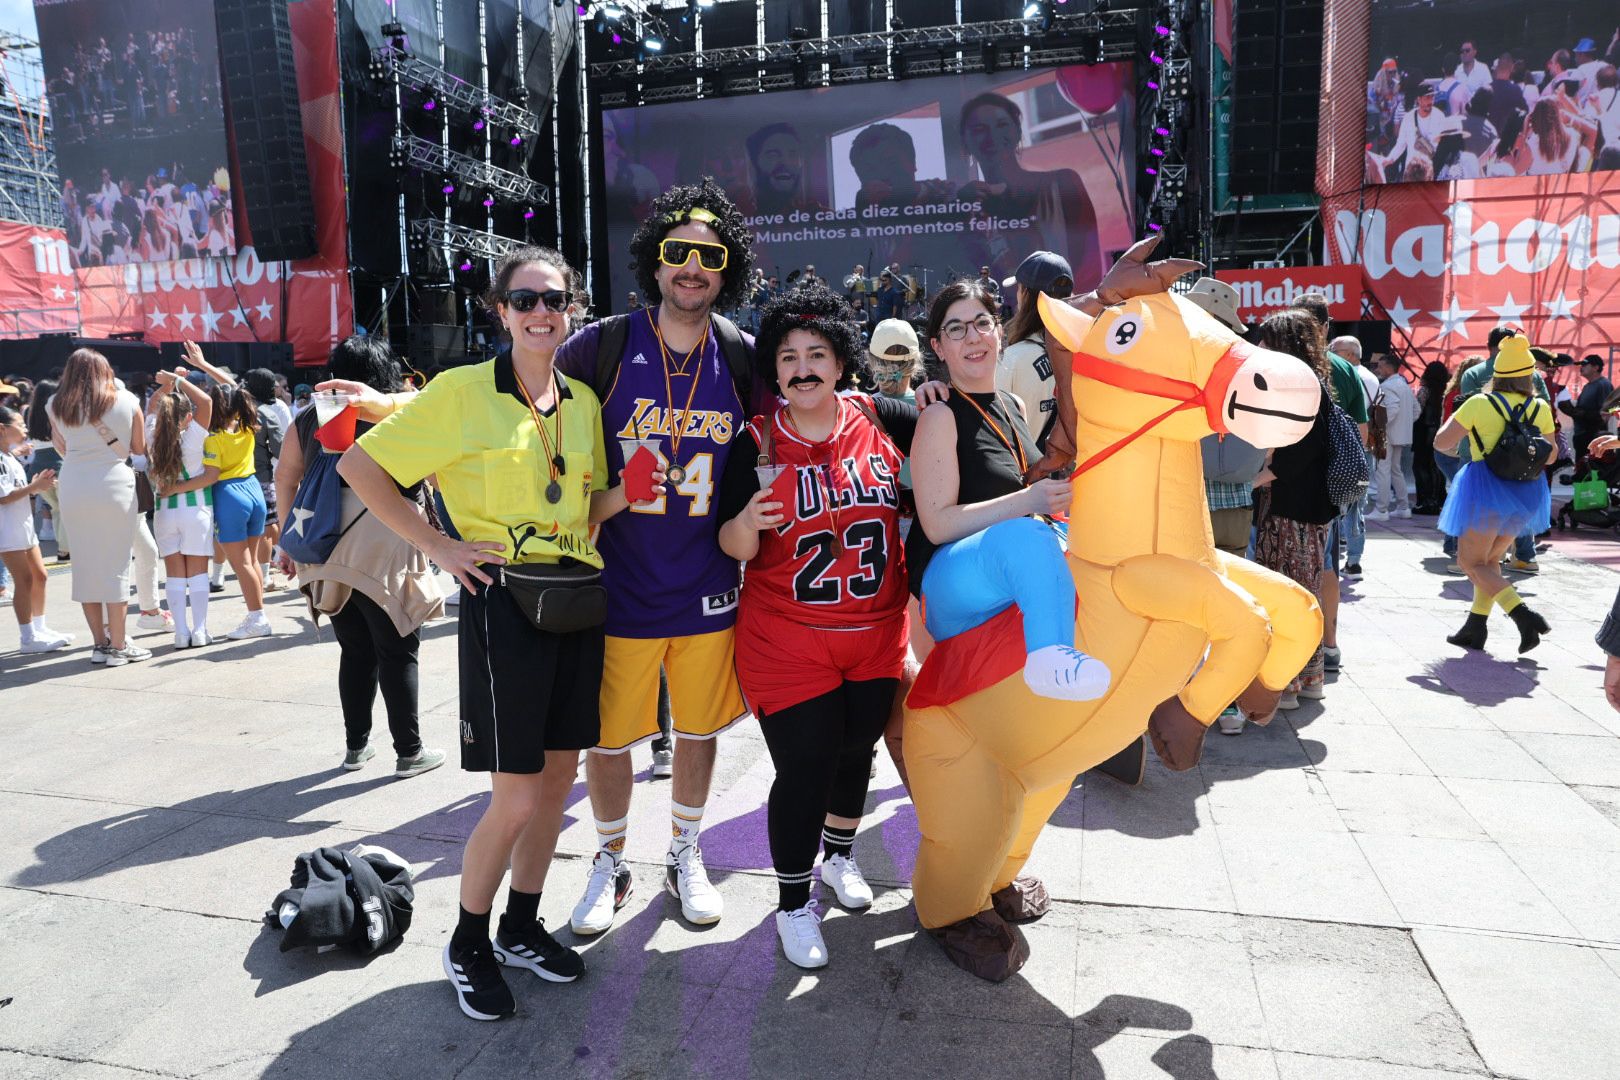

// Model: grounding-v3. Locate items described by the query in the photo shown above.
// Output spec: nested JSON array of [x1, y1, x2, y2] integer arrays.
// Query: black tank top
[[906, 390, 1038, 597]]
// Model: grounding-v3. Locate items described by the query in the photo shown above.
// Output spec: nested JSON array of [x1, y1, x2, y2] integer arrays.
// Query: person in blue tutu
[[1431, 336, 1554, 653]]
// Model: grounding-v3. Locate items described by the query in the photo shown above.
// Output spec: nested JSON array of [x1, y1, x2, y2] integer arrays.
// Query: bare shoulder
[[914, 399, 957, 440]]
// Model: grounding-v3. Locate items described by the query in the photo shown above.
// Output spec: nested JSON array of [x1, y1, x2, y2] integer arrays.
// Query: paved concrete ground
[[3, 516, 1619, 1079]]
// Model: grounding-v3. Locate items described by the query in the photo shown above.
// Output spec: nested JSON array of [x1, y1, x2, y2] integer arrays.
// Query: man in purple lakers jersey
[[555, 179, 757, 935]]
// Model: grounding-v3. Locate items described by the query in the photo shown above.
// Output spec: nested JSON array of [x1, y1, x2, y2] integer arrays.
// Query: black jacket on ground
[[269, 846, 415, 955]]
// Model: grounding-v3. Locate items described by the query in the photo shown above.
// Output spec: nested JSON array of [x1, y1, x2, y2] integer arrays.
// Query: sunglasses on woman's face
[[503, 288, 572, 314], [659, 238, 729, 273]]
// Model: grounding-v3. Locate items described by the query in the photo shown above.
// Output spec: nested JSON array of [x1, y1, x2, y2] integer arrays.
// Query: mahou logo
[[1333, 202, 1620, 281]]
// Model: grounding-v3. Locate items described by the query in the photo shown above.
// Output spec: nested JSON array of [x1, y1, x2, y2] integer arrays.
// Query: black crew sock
[[778, 878, 812, 912], [499, 888, 541, 934], [821, 824, 857, 860], [452, 905, 492, 951]]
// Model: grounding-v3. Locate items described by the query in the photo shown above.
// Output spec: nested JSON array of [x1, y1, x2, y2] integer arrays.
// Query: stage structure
[[580, 2, 1205, 304], [0, 32, 58, 230]]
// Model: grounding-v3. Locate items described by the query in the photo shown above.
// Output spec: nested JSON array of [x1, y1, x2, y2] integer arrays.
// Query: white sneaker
[[136, 611, 173, 632], [650, 748, 673, 778], [1215, 708, 1245, 735], [1394, 506, 1413, 520], [1364, 510, 1390, 522], [775, 902, 829, 969], [90, 643, 109, 664], [1022, 645, 1111, 702], [173, 629, 191, 650], [570, 852, 634, 935], [20, 636, 69, 654], [191, 627, 214, 647], [665, 845, 724, 925], [103, 644, 152, 667], [820, 853, 874, 909], [226, 614, 271, 640]]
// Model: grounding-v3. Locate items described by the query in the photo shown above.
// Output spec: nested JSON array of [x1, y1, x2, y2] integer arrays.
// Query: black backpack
[[1472, 393, 1553, 482], [589, 311, 754, 406]]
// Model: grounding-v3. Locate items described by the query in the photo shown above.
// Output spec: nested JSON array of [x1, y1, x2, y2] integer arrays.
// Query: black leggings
[[328, 591, 422, 757], [758, 678, 897, 908]]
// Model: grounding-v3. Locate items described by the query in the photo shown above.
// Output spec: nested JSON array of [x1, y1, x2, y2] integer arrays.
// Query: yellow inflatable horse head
[[904, 289, 1324, 979]]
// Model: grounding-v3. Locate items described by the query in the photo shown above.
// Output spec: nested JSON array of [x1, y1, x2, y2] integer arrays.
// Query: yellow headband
[[663, 206, 719, 228]]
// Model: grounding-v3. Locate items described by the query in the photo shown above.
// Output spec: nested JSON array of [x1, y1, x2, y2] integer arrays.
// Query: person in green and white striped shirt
[[146, 363, 220, 650]]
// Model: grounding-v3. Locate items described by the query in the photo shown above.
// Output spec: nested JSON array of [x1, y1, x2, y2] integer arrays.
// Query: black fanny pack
[[500, 561, 606, 634]]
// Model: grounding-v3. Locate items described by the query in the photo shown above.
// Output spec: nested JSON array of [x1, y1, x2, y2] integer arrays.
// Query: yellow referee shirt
[[357, 354, 608, 566]]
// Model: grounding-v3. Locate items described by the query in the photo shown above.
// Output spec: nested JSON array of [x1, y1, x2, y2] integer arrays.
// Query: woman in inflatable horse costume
[[904, 261, 1325, 982]]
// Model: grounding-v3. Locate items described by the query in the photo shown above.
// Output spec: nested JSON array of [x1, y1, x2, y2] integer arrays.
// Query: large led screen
[[1364, 0, 1618, 184], [34, 0, 235, 267], [597, 64, 1136, 315]]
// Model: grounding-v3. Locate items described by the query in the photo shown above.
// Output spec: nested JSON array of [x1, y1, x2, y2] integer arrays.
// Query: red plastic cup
[[313, 401, 359, 453], [619, 439, 662, 502]]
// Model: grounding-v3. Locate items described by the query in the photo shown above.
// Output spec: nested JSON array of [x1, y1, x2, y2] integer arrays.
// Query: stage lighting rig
[[409, 219, 529, 265], [371, 41, 539, 141], [396, 131, 551, 206]]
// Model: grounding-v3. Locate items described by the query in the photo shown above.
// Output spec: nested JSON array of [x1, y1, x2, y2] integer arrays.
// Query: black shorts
[[458, 576, 604, 774]]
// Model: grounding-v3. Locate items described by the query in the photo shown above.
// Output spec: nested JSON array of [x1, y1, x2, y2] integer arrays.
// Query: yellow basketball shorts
[[593, 629, 749, 753]]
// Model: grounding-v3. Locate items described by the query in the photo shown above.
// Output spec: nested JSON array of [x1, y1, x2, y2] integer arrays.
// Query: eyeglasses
[[659, 237, 729, 273], [940, 314, 998, 341], [503, 288, 572, 314]]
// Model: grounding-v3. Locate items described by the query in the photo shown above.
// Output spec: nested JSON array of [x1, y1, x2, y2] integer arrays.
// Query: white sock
[[671, 801, 705, 855], [18, 620, 34, 644], [188, 574, 210, 632], [261, 562, 272, 582], [209, 561, 225, 585], [595, 815, 629, 864], [166, 578, 190, 636]]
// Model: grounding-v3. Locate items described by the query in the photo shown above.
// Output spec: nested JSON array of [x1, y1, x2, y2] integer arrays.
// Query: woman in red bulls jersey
[[718, 284, 918, 970]]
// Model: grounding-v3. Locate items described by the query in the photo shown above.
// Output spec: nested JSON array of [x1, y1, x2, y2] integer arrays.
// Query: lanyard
[[781, 399, 849, 548], [514, 367, 565, 502], [951, 387, 1028, 476], [648, 310, 708, 470]]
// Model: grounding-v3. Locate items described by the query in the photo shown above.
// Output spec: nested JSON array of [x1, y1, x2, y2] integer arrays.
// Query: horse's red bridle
[[1064, 340, 1255, 479]]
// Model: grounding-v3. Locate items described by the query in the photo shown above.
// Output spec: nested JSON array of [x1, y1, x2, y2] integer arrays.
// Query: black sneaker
[[493, 919, 586, 983], [1343, 563, 1362, 580], [208, 581, 224, 594], [442, 940, 516, 1021]]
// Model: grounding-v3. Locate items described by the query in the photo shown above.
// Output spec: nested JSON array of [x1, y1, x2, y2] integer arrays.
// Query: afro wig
[[753, 283, 867, 395], [628, 176, 757, 313]]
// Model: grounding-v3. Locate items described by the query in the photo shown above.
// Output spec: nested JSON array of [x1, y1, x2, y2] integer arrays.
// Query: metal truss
[[409, 218, 528, 262], [597, 42, 1134, 107], [588, 10, 1145, 80], [0, 32, 61, 228], [394, 131, 551, 206], [372, 43, 540, 138]]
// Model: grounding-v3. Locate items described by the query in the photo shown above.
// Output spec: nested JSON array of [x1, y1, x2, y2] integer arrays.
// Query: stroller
[[1554, 445, 1620, 531]]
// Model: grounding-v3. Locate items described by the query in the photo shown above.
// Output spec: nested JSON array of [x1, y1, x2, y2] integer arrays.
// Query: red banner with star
[[0, 0, 350, 364], [1321, 176, 1619, 365]]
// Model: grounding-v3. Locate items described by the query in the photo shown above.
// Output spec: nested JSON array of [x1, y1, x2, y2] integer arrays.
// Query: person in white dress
[[0, 404, 73, 652]]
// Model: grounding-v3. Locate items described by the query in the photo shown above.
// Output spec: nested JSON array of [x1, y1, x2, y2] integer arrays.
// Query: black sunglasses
[[504, 288, 572, 314]]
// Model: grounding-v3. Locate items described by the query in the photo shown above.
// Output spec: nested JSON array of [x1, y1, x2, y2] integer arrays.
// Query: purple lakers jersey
[[556, 307, 745, 637]]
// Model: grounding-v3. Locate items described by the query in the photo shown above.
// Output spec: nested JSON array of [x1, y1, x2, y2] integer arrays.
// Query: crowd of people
[[1367, 30, 1620, 180], [60, 165, 234, 268], [46, 29, 222, 142], [6, 174, 1619, 1021]]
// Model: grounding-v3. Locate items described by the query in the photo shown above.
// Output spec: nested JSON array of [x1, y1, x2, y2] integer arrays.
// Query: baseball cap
[[868, 319, 920, 362], [1184, 277, 1248, 333], [293, 383, 313, 396], [0, 380, 18, 396], [1002, 251, 1074, 297]]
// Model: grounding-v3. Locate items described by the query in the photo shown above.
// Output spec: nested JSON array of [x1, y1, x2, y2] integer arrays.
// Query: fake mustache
[[787, 375, 825, 388]]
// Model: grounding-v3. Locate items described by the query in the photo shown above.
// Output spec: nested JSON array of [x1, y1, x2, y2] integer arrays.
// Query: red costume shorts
[[734, 603, 909, 717]]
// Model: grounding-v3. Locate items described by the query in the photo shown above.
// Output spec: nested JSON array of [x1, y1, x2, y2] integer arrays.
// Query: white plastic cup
[[311, 389, 353, 427], [756, 464, 787, 490]]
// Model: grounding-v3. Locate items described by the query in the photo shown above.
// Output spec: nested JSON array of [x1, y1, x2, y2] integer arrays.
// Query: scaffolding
[[0, 32, 60, 228]]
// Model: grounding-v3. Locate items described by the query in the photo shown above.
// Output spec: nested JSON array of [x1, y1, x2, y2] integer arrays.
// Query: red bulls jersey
[[742, 395, 908, 627]]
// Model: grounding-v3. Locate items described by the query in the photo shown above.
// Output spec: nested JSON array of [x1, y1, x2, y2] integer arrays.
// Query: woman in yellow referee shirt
[[1432, 336, 1555, 653], [337, 245, 661, 1023]]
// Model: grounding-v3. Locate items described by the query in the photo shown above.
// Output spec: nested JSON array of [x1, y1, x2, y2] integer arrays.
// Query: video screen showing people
[[33, 0, 235, 267], [598, 64, 1136, 317], [1364, 0, 1619, 183]]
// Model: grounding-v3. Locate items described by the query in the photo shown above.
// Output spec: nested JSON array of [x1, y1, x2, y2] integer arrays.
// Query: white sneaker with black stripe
[[570, 852, 634, 935], [441, 940, 515, 1022], [666, 844, 723, 925]]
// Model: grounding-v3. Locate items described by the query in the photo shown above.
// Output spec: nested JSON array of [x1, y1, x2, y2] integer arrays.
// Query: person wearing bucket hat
[[996, 252, 1074, 447], [1431, 336, 1556, 653], [1430, 114, 1482, 180], [1183, 278, 1248, 335]]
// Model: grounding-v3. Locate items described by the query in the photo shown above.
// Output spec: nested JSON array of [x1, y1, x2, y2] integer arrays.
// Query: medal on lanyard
[[516, 369, 566, 504], [649, 312, 707, 487]]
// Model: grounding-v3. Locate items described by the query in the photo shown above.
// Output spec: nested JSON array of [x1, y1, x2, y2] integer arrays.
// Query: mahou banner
[[0, 0, 350, 363], [1322, 175, 1619, 365], [1214, 266, 1362, 324]]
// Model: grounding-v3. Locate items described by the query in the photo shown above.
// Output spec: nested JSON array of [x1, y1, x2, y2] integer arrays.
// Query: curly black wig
[[628, 176, 756, 314], [753, 283, 866, 395]]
